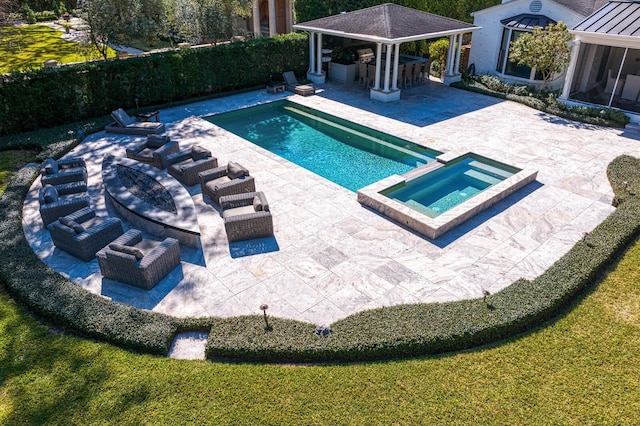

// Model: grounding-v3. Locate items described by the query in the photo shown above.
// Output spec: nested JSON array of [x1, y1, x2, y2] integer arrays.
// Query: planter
[[329, 62, 357, 84]]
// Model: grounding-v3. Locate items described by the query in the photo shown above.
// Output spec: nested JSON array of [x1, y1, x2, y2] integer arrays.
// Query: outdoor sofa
[[199, 161, 255, 206], [96, 229, 181, 290], [40, 157, 87, 187], [165, 144, 218, 186], [38, 182, 90, 226], [126, 134, 180, 169], [48, 207, 124, 262], [220, 191, 274, 242]]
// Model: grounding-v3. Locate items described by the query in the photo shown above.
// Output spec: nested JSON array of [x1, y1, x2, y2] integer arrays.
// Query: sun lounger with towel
[[282, 71, 315, 96], [105, 108, 165, 135]]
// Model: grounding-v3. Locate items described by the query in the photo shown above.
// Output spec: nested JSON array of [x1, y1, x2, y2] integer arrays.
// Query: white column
[[446, 35, 456, 76], [316, 33, 323, 75], [391, 43, 400, 91], [268, 0, 276, 36], [560, 39, 581, 100], [308, 32, 315, 75], [453, 34, 462, 75], [252, 0, 260, 38], [383, 44, 392, 92], [374, 43, 382, 90]]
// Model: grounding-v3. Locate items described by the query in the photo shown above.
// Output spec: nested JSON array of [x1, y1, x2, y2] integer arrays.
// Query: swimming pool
[[208, 101, 439, 192]]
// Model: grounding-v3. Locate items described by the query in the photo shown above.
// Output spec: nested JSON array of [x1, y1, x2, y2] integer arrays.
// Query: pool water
[[381, 156, 518, 218], [208, 101, 438, 191]]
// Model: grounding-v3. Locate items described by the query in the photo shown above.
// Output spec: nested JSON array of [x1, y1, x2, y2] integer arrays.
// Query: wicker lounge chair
[[105, 108, 166, 135], [220, 192, 274, 242], [283, 71, 315, 96], [199, 161, 255, 206], [165, 145, 218, 186], [126, 134, 180, 169], [96, 229, 181, 290], [40, 157, 87, 186], [39, 182, 90, 226], [48, 207, 124, 261]]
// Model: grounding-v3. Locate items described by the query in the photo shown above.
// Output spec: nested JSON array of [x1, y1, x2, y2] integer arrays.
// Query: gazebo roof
[[293, 3, 480, 44]]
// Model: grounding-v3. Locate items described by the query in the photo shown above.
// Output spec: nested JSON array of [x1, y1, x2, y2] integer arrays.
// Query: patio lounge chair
[[40, 157, 87, 186], [105, 108, 166, 135], [48, 207, 124, 261], [199, 161, 256, 206], [282, 71, 315, 96], [96, 229, 181, 290], [165, 144, 218, 186], [39, 182, 90, 226], [220, 192, 274, 242], [126, 134, 180, 169]]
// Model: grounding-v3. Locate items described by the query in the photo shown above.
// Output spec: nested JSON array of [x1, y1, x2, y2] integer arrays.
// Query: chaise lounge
[[199, 161, 255, 206], [283, 71, 315, 96], [126, 134, 180, 169], [105, 108, 166, 135], [96, 229, 181, 290], [48, 207, 124, 261]]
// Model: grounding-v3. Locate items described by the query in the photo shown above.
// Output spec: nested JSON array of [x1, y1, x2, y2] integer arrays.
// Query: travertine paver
[[22, 81, 640, 328]]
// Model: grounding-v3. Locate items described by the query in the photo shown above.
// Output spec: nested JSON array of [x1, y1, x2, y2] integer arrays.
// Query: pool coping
[[357, 152, 539, 239]]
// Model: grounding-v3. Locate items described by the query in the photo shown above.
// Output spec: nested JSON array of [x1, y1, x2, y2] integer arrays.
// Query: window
[[496, 27, 543, 81]]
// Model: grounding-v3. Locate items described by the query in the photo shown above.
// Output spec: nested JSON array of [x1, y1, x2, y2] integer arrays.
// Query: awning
[[501, 14, 556, 31]]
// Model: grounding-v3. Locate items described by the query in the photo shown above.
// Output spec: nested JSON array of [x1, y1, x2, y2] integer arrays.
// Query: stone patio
[[22, 81, 640, 329]]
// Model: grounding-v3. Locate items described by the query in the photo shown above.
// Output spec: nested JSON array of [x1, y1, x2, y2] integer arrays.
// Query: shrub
[[428, 39, 449, 76]]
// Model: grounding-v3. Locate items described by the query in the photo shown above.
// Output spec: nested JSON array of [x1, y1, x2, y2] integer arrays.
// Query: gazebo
[[293, 3, 480, 101]]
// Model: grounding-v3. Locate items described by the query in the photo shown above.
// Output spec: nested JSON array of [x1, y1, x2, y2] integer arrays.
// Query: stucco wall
[[468, 0, 585, 88]]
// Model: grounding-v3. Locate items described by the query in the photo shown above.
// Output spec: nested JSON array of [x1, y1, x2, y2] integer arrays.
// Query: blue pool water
[[208, 101, 438, 191], [381, 156, 519, 218]]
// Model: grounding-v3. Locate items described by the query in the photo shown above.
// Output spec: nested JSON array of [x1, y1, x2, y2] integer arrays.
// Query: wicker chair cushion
[[109, 243, 144, 260], [222, 205, 257, 218], [137, 147, 155, 160], [42, 185, 59, 203], [227, 161, 247, 179], [253, 196, 263, 211], [146, 134, 170, 148], [42, 158, 58, 175], [59, 216, 85, 234], [191, 145, 210, 161]]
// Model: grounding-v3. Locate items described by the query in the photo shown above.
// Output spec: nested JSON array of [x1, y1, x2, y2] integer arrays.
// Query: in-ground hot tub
[[102, 155, 201, 248], [358, 153, 538, 239]]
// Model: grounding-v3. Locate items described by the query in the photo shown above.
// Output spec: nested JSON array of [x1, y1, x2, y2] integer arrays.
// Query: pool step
[[464, 169, 502, 185], [468, 160, 515, 179], [285, 105, 434, 164]]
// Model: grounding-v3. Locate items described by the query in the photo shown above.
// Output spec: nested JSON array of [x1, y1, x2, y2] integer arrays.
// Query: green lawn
[[0, 25, 114, 73], [0, 146, 638, 424]]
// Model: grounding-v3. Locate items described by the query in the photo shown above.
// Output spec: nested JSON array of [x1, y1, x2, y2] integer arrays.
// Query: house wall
[[469, 0, 585, 88]]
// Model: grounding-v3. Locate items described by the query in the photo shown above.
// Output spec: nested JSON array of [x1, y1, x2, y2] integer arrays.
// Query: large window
[[496, 27, 543, 81]]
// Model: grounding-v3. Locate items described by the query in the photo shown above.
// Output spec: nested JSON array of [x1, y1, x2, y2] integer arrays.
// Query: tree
[[0, 0, 19, 26], [508, 21, 572, 88]]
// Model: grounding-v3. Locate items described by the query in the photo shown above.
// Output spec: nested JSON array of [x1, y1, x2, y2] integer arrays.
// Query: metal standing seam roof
[[292, 3, 480, 44], [501, 13, 557, 30], [572, 0, 640, 36]]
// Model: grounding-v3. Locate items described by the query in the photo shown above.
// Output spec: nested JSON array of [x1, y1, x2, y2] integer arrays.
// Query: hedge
[[0, 33, 308, 136], [1, 151, 639, 362]]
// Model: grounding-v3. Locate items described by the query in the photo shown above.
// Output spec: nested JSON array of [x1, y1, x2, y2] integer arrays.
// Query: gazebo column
[[307, 32, 326, 84], [252, 0, 260, 38], [560, 39, 581, 101], [443, 34, 462, 86], [453, 34, 462, 74], [268, 0, 276, 36], [373, 43, 382, 90], [391, 43, 400, 91], [370, 43, 401, 102]]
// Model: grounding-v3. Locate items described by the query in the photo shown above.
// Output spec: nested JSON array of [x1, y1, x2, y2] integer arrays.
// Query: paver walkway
[[22, 82, 640, 330]]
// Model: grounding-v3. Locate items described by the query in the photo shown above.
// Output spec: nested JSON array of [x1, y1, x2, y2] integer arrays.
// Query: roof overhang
[[291, 25, 479, 44]]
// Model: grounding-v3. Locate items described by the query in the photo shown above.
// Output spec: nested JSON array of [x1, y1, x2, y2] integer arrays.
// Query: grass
[[0, 132, 639, 423], [0, 24, 115, 73]]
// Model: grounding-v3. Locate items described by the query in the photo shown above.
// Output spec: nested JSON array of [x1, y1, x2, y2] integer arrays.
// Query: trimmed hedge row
[[2, 151, 639, 362], [0, 33, 308, 136], [451, 78, 630, 128]]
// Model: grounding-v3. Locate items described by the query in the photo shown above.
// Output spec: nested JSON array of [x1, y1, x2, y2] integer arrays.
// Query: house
[[468, 0, 606, 89], [560, 0, 640, 120], [247, 0, 294, 37]]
